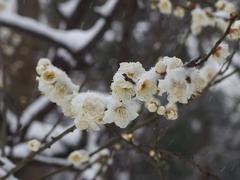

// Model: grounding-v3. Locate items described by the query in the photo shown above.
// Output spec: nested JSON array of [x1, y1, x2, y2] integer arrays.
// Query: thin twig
[[36, 164, 73, 180], [156, 149, 221, 180], [185, 15, 239, 68], [211, 68, 240, 86], [41, 115, 63, 143], [36, 116, 157, 179], [0, 125, 76, 180]]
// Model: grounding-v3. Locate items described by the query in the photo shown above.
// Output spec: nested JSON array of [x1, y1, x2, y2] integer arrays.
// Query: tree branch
[[185, 15, 239, 68], [0, 125, 76, 180]]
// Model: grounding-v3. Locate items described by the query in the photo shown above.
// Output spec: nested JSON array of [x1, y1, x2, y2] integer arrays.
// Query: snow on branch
[[19, 96, 50, 127], [58, 0, 81, 18], [95, 0, 118, 17], [0, 12, 105, 53], [0, 0, 119, 54]]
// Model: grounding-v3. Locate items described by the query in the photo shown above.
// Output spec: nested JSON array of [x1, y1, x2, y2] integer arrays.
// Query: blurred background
[[0, 0, 240, 179]]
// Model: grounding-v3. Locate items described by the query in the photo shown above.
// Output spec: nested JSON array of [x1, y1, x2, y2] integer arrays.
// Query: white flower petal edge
[[103, 98, 140, 128]]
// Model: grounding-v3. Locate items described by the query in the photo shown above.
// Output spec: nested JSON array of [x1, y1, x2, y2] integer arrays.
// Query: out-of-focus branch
[[211, 68, 240, 86], [0, 125, 76, 180], [203, 43, 239, 91], [155, 148, 221, 180], [41, 115, 63, 143], [37, 164, 73, 180], [185, 15, 239, 68], [33, 116, 157, 179], [0, 12, 105, 54]]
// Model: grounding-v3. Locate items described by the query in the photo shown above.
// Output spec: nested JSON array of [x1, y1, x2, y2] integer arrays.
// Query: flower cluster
[[190, 0, 240, 37], [36, 59, 140, 130], [156, 0, 240, 39], [37, 41, 230, 130], [36, 58, 79, 117]]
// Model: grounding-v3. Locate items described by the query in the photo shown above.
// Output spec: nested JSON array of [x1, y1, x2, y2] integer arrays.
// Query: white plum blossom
[[163, 56, 183, 73], [147, 103, 158, 112], [146, 98, 160, 113], [35, 44, 228, 131], [155, 57, 167, 75], [27, 139, 41, 152], [71, 92, 108, 131], [210, 42, 230, 64], [158, 0, 172, 15], [117, 62, 145, 81], [103, 99, 139, 128], [155, 56, 183, 75], [136, 68, 159, 102], [173, 6, 185, 18], [36, 58, 52, 75], [111, 73, 135, 102], [228, 20, 240, 40], [165, 103, 178, 120], [36, 59, 79, 116], [158, 68, 193, 104], [68, 150, 90, 166], [215, 0, 236, 15], [157, 106, 166, 115]]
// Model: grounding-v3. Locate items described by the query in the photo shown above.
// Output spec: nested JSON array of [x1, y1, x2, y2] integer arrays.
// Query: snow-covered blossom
[[165, 103, 178, 120], [136, 68, 159, 102], [36, 58, 79, 116], [229, 20, 240, 40], [173, 6, 185, 18], [103, 99, 139, 128], [71, 92, 108, 131], [210, 42, 230, 64], [111, 73, 135, 102], [158, 0, 172, 15], [68, 150, 90, 166], [27, 139, 41, 152], [117, 62, 145, 81], [191, 8, 215, 35], [158, 68, 193, 104]]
